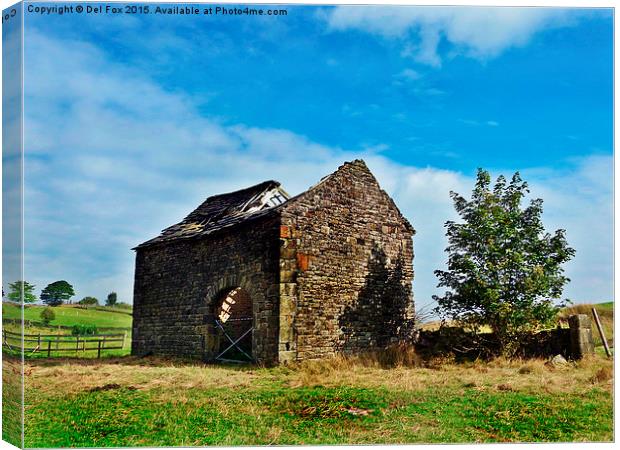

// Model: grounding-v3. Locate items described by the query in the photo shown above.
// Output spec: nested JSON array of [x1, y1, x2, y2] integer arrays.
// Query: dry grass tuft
[[290, 343, 425, 387], [375, 343, 423, 368], [424, 354, 456, 370], [589, 366, 613, 384]]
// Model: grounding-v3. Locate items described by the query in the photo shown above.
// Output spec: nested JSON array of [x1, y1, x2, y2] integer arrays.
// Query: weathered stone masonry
[[132, 160, 415, 364]]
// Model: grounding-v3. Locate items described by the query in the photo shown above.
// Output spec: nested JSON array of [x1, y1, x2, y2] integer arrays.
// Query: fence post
[[97, 340, 102, 359], [37, 333, 41, 348], [76, 336, 80, 353], [591, 308, 611, 358], [56, 334, 60, 350], [47, 340, 51, 357]]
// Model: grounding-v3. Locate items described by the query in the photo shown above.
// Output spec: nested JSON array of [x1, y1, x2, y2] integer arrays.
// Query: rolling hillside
[[2, 303, 132, 329]]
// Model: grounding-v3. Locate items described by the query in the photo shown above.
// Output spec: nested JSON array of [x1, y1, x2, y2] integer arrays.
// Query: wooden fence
[[2, 330, 125, 358]]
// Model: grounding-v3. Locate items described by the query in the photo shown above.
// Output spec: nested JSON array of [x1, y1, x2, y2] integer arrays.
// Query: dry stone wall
[[279, 160, 415, 361], [132, 215, 281, 364]]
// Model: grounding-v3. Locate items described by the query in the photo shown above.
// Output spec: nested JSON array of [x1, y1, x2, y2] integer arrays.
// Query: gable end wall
[[278, 161, 415, 361]]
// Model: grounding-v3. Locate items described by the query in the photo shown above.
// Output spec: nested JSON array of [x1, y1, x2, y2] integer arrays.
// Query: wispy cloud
[[394, 68, 422, 82], [324, 6, 582, 66], [458, 118, 500, 127]]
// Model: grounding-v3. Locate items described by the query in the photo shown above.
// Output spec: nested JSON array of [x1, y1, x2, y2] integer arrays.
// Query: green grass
[[596, 301, 613, 310], [3, 303, 132, 329], [23, 355, 613, 447], [24, 373, 612, 446], [2, 357, 22, 447]]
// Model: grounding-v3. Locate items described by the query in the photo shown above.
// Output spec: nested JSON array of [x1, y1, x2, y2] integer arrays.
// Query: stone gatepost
[[568, 314, 595, 359]]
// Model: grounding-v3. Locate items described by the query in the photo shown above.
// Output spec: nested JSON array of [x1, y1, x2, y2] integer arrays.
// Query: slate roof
[[135, 159, 414, 249], [136, 180, 288, 248]]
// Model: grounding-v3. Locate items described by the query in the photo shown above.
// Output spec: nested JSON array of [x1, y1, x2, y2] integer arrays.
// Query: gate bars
[[213, 317, 254, 363]]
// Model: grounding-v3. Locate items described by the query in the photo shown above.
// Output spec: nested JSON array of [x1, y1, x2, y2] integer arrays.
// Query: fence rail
[[2, 330, 125, 358]]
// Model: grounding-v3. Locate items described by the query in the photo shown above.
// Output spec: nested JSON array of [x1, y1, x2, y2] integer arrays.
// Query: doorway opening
[[213, 287, 253, 363]]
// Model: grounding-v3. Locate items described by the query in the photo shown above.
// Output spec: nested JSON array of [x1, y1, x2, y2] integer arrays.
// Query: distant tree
[[40, 281, 75, 307], [79, 296, 99, 306], [40, 307, 55, 326], [106, 292, 118, 307], [433, 169, 575, 356], [7, 280, 37, 303]]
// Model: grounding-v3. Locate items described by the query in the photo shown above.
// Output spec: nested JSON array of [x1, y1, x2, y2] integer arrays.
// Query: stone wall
[[131, 215, 281, 364], [278, 160, 415, 361], [416, 316, 594, 361]]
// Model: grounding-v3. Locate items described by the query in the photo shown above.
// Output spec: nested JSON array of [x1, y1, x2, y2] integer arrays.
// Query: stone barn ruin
[[132, 160, 415, 364]]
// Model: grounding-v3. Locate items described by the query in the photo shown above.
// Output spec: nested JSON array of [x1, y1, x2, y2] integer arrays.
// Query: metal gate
[[213, 316, 254, 363]]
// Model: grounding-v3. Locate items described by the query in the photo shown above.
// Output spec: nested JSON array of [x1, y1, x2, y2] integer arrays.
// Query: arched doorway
[[213, 287, 254, 363]]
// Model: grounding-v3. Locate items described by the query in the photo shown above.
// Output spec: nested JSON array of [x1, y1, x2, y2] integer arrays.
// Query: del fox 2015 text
[[26, 4, 288, 16]]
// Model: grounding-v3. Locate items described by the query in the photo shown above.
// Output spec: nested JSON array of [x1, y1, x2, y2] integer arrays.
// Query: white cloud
[[397, 68, 422, 81], [20, 31, 612, 313], [459, 118, 500, 127], [325, 6, 578, 66]]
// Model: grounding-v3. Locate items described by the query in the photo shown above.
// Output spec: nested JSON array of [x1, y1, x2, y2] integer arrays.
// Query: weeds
[[589, 367, 613, 384]]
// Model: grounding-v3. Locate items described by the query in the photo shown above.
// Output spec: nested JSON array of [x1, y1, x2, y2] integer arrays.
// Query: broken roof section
[[136, 180, 290, 248]]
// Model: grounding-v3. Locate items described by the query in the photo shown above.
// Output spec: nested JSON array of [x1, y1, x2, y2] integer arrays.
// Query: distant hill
[[2, 302, 132, 329]]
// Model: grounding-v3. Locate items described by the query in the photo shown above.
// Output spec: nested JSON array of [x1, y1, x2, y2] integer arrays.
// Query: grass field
[[7, 300, 615, 445], [2, 303, 132, 329], [3, 302, 133, 358], [22, 354, 612, 446]]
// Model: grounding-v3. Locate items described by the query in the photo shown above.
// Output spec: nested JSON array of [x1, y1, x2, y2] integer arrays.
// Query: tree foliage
[[106, 292, 118, 306], [433, 169, 575, 355], [79, 296, 99, 306], [40, 280, 75, 307], [7, 280, 37, 303], [71, 324, 98, 336], [40, 307, 56, 325]]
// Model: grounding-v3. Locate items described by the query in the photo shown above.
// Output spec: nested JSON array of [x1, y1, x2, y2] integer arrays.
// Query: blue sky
[[14, 4, 613, 311]]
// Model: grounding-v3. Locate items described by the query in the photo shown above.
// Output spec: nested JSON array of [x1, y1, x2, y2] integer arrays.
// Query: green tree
[[106, 292, 118, 306], [40, 307, 55, 326], [7, 281, 37, 303], [433, 169, 575, 356], [79, 296, 99, 306], [40, 281, 75, 307]]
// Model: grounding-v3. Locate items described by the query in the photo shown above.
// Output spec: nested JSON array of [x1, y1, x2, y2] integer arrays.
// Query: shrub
[[71, 324, 98, 336], [40, 307, 56, 326], [79, 296, 99, 306]]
